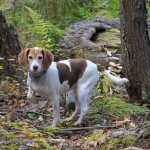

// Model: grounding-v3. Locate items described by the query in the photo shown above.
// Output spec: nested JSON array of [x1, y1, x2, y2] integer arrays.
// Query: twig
[[37, 125, 116, 135], [57, 125, 116, 132]]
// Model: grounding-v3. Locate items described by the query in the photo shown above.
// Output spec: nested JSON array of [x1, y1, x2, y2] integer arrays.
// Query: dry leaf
[[107, 51, 112, 56], [116, 118, 131, 127], [108, 67, 122, 73], [110, 49, 117, 54], [116, 66, 122, 70], [103, 47, 109, 52], [109, 62, 121, 68], [38, 116, 43, 121], [129, 122, 136, 128]]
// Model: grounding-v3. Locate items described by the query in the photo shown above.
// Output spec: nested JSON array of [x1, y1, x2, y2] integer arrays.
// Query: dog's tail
[[97, 66, 129, 85]]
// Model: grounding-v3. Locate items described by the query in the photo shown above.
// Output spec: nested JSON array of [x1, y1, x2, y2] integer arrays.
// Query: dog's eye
[[38, 56, 43, 60], [28, 56, 32, 59]]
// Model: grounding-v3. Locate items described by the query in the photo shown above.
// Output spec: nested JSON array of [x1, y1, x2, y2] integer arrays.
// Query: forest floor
[[0, 77, 150, 150]]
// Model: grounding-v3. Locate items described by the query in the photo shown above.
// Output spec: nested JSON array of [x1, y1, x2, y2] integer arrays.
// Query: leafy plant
[[78, 7, 93, 19], [93, 0, 119, 18], [24, 6, 64, 51], [1, 0, 149, 51]]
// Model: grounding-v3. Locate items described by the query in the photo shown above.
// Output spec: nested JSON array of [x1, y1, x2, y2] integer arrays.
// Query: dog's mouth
[[29, 69, 43, 79]]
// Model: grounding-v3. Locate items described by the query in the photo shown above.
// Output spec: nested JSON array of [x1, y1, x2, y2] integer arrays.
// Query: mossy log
[[58, 17, 150, 66]]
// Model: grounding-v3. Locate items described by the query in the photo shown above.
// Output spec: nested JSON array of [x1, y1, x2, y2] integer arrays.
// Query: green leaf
[[103, 82, 109, 94], [3, 133, 18, 139], [11, 122, 19, 129]]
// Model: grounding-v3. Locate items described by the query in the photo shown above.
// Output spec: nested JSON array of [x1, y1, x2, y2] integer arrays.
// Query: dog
[[18, 47, 128, 127]]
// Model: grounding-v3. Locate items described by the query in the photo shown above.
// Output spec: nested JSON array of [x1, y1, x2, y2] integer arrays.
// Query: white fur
[[27, 59, 128, 127], [29, 58, 42, 72], [59, 59, 72, 71], [103, 70, 129, 85]]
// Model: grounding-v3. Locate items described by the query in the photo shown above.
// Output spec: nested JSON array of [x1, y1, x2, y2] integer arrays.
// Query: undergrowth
[[88, 97, 149, 123]]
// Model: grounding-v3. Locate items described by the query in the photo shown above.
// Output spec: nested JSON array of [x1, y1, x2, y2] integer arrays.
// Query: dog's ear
[[18, 48, 30, 69], [42, 49, 54, 70]]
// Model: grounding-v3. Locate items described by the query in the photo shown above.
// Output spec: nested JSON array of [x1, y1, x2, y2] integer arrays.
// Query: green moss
[[103, 138, 119, 150], [121, 134, 137, 147], [89, 97, 149, 121], [84, 130, 104, 143], [103, 134, 137, 150], [143, 129, 150, 138], [84, 130, 138, 150]]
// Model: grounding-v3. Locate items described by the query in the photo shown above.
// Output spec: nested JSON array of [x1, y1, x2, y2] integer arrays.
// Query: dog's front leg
[[51, 95, 60, 127], [27, 87, 38, 104]]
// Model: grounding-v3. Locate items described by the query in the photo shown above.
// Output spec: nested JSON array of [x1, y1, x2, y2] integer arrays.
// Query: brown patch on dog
[[28, 48, 43, 58], [56, 59, 87, 87], [18, 48, 30, 69], [42, 49, 53, 70]]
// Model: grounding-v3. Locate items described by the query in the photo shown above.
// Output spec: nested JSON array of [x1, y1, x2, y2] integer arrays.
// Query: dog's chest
[[30, 79, 51, 97]]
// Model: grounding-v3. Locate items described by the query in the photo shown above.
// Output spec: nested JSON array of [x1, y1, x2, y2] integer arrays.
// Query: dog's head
[[18, 47, 53, 74]]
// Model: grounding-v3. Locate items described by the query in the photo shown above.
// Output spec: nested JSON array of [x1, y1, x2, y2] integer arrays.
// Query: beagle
[[18, 47, 128, 127]]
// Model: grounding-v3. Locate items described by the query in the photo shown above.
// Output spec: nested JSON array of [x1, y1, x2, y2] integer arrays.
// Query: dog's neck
[[29, 69, 47, 82]]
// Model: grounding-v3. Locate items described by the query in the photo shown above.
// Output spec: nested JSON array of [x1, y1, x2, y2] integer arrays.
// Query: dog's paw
[[27, 94, 33, 99]]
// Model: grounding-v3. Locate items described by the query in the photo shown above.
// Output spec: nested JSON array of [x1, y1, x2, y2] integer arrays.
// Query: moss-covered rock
[[86, 97, 149, 124]]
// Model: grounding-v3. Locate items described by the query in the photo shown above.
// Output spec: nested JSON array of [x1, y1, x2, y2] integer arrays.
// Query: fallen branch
[[122, 147, 145, 150], [36, 125, 116, 135], [58, 125, 116, 132]]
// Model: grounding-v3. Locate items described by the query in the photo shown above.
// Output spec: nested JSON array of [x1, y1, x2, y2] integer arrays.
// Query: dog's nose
[[33, 65, 38, 71]]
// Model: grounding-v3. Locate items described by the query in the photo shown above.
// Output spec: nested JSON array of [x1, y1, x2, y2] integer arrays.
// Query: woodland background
[[1, 0, 149, 51], [0, 0, 150, 150]]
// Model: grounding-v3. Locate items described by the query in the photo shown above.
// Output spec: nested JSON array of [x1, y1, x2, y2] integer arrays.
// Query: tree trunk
[[0, 11, 20, 79], [119, 0, 150, 103]]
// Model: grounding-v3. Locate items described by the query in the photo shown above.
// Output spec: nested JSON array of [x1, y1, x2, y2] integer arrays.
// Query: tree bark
[[119, 0, 150, 103], [0, 11, 20, 79]]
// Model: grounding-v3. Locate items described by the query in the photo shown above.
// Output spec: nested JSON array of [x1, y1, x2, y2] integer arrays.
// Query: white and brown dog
[[18, 47, 128, 127]]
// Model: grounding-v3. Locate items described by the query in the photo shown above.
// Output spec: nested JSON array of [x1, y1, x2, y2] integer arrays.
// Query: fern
[[24, 6, 64, 51]]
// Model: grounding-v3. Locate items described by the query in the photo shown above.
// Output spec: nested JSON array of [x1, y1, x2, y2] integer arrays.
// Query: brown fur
[[18, 48, 30, 69], [56, 59, 87, 87], [42, 49, 53, 70]]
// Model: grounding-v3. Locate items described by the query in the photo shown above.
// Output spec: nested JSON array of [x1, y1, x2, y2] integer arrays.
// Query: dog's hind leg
[[65, 89, 80, 121], [74, 85, 91, 126]]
